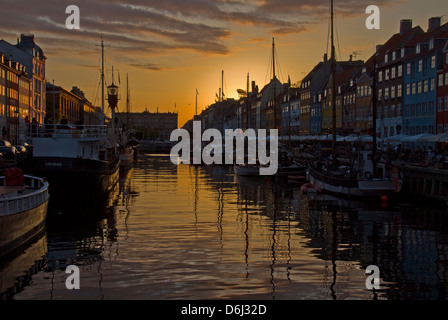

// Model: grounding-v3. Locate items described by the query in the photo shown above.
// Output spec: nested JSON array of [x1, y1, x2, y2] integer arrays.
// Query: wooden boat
[[0, 168, 50, 258], [308, 149, 402, 198]]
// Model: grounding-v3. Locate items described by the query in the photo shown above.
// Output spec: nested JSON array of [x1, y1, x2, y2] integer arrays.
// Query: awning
[[401, 133, 434, 142]]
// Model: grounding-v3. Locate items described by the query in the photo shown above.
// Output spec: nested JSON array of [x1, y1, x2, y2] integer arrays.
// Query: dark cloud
[[0, 0, 398, 60], [128, 63, 170, 72]]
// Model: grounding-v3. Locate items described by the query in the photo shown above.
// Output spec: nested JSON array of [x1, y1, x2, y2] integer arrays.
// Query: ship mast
[[331, 0, 337, 157], [101, 38, 105, 125], [246, 72, 250, 130]]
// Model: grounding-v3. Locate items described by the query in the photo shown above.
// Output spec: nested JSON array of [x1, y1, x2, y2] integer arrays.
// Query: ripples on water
[[2, 154, 448, 300]]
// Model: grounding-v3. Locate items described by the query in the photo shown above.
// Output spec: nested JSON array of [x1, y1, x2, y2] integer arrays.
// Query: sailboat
[[306, 0, 402, 198], [21, 39, 120, 194]]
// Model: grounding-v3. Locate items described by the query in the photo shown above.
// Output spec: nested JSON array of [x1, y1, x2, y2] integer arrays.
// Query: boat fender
[[364, 171, 373, 179]]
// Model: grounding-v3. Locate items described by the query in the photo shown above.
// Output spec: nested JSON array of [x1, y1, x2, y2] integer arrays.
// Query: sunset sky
[[0, 0, 447, 127]]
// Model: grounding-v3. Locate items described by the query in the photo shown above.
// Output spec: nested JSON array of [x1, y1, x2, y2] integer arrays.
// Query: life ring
[[5, 167, 24, 186], [364, 171, 373, 179]]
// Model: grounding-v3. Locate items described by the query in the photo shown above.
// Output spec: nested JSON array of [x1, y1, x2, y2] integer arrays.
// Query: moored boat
[[21, 123, 120, 194], [0, 168, 50, 258], [308, 149, 402, 198], [119, 145, 134, 169]]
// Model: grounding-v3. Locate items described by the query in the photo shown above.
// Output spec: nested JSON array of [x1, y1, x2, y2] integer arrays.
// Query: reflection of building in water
[[297, 194, 448, 300]]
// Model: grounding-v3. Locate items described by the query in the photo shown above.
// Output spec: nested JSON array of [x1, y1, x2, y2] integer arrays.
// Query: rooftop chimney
[[428, 17, 441, 32], [400, 19, 413, 35]]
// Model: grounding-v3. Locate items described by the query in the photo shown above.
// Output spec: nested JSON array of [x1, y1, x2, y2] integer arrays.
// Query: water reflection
[[1, 154, 448, 300]]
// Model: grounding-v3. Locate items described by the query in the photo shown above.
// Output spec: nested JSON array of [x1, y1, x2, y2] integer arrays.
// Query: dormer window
[[392, 51, 396, 61], [416, 44, 421, 54], [429, 38, 434, 50], [401, 48, 405, 58], [385, 54, 389, 63]]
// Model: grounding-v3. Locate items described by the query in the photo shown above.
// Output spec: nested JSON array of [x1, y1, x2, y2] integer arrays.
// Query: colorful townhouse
[[403, 20, 448, 136], [281, 86, 300, 138], [436, 40, 448, 134], [376, 20, 425, 140]]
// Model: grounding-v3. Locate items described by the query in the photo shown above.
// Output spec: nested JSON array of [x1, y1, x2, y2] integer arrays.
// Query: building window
[[378, 71, 383, 82], [412, 83, 416, 95], [406, 84, 411, 96], [391, 86, 396, 99], [431, 56, 436, 69], [378, 89, 383, 100], [398, 65, 403, 78], [385, 69, 390, 81], [424, 80, 428, 93], [439, 73, 444, 87], [392, 51, 396, 61], [384, 87, 389, 100], [407, 63, 411, 75], [397, 84, 402, 97], [391, 67, 396, 79], [439, 97, 443, 112], [431, 78, 435, 91], [418, 60, 423, 72]]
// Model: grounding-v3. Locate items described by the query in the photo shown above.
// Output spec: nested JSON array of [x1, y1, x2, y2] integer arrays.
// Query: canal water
[[2, 154, 448, 300]]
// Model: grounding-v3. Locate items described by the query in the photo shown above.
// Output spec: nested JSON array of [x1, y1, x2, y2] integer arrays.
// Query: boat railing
[[28, 124, 108, 139], [0, 175, 50, 216]]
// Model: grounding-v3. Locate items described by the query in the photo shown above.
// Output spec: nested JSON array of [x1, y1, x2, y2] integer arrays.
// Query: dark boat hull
[[22, 156, 120, 195]]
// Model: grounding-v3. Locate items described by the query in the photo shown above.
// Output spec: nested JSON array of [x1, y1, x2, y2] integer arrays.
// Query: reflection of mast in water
[[190, 165, 199, 237], [244, 190, 250, 279], [217, 181, 224, 251], [269, 209, 277, 299], [330, 209, 338, 300]]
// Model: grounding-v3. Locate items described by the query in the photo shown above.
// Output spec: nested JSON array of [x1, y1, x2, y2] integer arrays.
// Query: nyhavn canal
[[2, 154, 448, 300]]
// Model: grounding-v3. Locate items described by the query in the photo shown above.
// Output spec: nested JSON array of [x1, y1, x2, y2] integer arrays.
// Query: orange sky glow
[[1, 0, 447, 127]]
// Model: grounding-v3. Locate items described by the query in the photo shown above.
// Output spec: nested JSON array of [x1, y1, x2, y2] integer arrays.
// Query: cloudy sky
[[1, 0, 447, 126]]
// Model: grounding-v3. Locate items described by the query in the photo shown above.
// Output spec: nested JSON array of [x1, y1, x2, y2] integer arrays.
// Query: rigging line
[[334, 7, 342, 61], [326, 0, 331, 56], [264, 48, 272, 85], [274, 45, 284, 83]]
